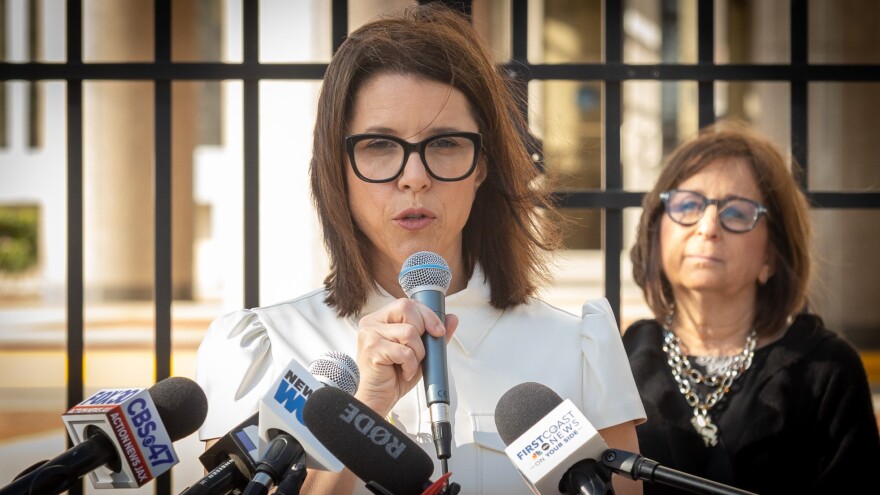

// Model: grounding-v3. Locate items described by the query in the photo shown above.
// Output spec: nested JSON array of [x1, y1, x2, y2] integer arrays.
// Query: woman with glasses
[[624, 122, 880, 494], [195, 4, 645, 494]]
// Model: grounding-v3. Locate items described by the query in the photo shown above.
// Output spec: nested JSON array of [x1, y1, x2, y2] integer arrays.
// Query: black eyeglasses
[[660, 189, 768, 233], [345, 132, 482, 183]]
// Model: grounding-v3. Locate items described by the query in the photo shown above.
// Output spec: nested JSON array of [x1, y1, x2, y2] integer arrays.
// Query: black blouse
[[623, 314, 880, 494]]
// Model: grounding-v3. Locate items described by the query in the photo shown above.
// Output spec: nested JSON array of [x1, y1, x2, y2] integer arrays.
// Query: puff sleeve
[[195, 309, 276, 440], [578, 298, 646, 429]]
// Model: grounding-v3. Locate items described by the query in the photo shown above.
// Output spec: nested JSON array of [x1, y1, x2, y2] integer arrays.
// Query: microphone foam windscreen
[[398, 251, 452, 295], [303, 386, 434, 495], [308, 351, 360, 395], [494, 382, 564, 446], [148, 376, 209, 441]]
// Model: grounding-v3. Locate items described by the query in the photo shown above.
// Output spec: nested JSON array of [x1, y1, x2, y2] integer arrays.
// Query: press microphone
[[398, 251, 453, 465], [1, 376, 207, 495], [302, 386, 462, 495], [179, 412, 259, 495], [245, 351, 360, 494], [494, 382, 757, 495]]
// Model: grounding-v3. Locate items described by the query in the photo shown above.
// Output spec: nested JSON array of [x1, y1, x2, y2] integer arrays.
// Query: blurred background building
[[0, 0, 878, 493]]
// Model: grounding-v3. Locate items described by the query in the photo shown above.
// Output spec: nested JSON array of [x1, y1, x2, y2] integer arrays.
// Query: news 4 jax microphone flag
[[257, 356, 349, 473]]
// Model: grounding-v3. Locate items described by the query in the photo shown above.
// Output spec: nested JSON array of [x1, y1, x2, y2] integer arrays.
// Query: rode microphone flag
[[302, 386, 440, 495]]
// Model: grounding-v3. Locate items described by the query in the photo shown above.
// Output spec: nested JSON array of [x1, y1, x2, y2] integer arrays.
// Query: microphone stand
[[0, 430, 117, 495], [600, 449, 758, 495]]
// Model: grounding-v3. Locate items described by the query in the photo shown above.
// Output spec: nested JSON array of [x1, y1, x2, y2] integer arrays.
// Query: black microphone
[[494, 382, 757, 495], [398, 251, 453, 465], [1, 376, 208, 495], [179, 412, 259, 495], [302, 385, 459, 495], [242, 434, 304, 495]]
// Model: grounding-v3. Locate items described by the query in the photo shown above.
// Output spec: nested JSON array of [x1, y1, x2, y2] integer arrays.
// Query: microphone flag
[[502, 398, 607, 494], [61, 387, 179, 488], [256, 357, 345, 472]]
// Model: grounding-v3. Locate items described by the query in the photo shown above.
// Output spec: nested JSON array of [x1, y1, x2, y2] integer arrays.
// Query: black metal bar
[[553, 190, 880, 210], [791, 0, 808, 188], [65, 1, 84, 494], [243, 0, 258, 64], [156, 0, 171, 62], [554, 190, 645, 209], [511, 0, 528, 62], [153, 0, 172, 383], [154, 78, 173, 495], [243, 0, 260, 308], [4, 62, 880, 82], [806, 192, 880, 208], [331, 0, 348, 53], [522, 63, 874, 81], [508, 0, 531, 132], [604, 209, 623, 324], [0, 61, 328, 80], [603, 0, 624, 323], [697, 0, 714, 128], [154, 2, 172, 493]]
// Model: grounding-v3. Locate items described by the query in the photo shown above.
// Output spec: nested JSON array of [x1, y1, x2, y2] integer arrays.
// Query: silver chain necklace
[[662, 321, 757, 447]]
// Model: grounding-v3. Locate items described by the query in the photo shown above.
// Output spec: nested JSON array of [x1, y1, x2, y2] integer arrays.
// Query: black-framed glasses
[[660, 189, 768, 233], [345, 131, 482, 183]]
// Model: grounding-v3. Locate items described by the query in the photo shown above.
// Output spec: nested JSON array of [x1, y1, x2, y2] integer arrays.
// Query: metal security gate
[[2, 1, 878, 493]]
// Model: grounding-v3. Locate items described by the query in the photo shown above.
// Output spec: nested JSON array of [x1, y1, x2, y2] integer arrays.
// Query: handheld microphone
[[494, 382, 757, 495], [0, 376, 207, 495], [302, 386, 461, 495], [398, 251, 453, 465], [246, 351, 359, 494]]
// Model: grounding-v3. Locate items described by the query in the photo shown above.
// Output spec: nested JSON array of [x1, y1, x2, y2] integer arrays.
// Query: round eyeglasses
[[345, 132, 482, 183], [660, 189, 768, 233]]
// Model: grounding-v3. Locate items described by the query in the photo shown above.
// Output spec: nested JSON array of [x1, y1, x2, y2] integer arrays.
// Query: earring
[[664, 304, 675, 328]]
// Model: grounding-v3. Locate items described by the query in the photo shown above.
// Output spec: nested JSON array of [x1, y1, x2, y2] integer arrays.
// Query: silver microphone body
[[398, 251, 453, 461]]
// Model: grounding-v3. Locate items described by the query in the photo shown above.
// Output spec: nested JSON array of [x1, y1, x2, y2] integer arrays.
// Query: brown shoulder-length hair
[[630, 121, 812, 337], [310, 4, 562, 317]]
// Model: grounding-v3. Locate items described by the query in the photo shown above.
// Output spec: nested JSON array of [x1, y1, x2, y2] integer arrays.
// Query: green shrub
[[0, 206, 39, 274]]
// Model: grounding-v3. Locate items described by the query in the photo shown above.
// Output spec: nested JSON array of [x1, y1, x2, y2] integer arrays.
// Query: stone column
[[83, 0, 195, 300]]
